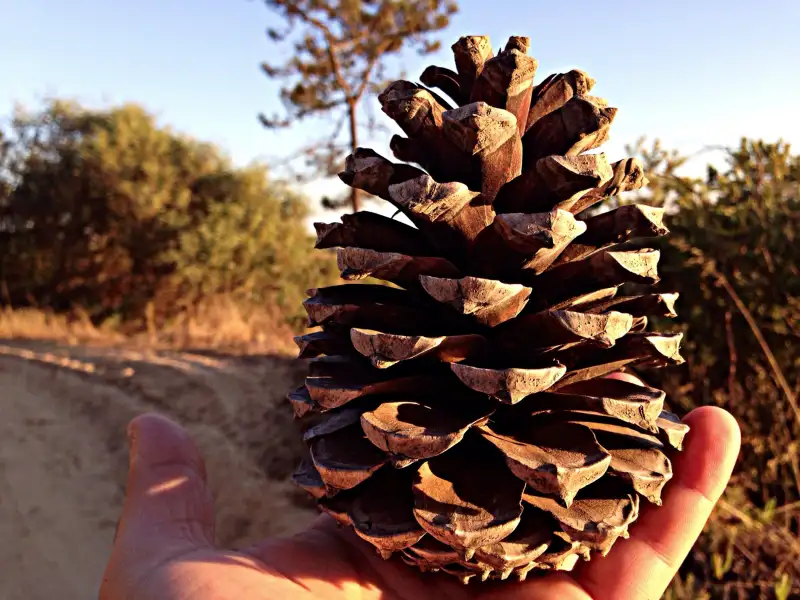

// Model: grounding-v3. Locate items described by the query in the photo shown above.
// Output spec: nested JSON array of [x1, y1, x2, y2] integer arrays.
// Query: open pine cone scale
[[286, 33, 689, 584]]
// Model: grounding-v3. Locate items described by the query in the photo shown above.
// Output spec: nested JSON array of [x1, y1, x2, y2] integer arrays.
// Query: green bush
[[0, 99, 337, 330], [624, 138, 800, 598]]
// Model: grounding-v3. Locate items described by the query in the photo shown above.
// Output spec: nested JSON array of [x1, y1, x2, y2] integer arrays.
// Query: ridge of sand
[[0, 341, 316, 600]]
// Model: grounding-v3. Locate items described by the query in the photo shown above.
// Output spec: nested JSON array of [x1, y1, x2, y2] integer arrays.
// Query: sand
[[0, 340, 317, 600]]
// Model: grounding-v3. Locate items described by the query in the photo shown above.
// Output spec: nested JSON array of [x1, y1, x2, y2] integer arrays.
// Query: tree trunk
[[348, 101, 361, 212]]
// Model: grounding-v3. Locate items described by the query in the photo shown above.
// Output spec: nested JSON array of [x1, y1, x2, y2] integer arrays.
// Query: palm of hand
[[101, 406, 738, 600], [113, 523, 591, 600]]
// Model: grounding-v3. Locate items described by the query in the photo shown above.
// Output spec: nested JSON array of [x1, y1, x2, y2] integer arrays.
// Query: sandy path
[[0, 341, 316, 600]]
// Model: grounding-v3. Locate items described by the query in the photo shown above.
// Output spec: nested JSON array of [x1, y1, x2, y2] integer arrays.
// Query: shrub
[[0, 99, 337, 330], [625, 138, 800, 598]]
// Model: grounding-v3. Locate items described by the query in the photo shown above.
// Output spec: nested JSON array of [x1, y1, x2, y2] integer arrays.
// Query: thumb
[[115, 413, 216, 557]]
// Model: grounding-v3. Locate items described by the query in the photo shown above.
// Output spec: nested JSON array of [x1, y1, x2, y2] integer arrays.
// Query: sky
[[3, 0, 799, 222]]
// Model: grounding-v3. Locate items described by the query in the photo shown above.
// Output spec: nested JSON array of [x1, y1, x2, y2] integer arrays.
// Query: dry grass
[[144, 296, 299, 356], [0, 307, 119, 344], [0, 297, 298, 356]]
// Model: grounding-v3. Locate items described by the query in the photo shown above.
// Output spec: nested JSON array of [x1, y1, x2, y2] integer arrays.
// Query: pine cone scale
[[411, 438, 527, 553], [479, 422, 612, 505], [359, 397, 495, 460]]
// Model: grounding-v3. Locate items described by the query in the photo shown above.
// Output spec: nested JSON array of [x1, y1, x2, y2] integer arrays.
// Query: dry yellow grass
[[149, 296, 299, 355], [0, 307, 119, 344], [0, 298, 299, 355]]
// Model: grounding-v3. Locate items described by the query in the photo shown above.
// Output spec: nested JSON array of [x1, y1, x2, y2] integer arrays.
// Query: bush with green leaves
[[0, 99, 337, 329], [625, 138, 799, 598]]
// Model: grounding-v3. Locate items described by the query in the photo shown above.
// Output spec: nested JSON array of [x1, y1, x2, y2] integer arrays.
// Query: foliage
[[624, 137, 800, 598], [0, 100, 338, 330], [258, 0, 458, 211]]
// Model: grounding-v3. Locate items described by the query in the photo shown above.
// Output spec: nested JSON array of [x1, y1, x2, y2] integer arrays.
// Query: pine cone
[[287, 34, 689, 584]]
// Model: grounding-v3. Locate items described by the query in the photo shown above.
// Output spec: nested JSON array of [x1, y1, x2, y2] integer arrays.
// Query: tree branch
[[724, 310, 738, 402], [354, 48, 386, 102], [276, 3, 354, 97], [714, 271, 798, 428], [325, 39, 353, 98], [681, 241, 800, 430], [283, 3, 335, 39]]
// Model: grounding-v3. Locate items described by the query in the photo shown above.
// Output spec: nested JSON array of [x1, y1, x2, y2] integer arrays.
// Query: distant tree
[[0, 100, 337, 328], [258, 0, 458, 212]]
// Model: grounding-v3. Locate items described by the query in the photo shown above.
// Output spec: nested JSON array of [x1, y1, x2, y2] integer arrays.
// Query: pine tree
[[0, 100, 337, 327], [258, 0, 458, 212]]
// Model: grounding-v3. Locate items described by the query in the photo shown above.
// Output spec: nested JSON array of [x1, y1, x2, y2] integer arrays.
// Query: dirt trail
[[0, 341, 316, 600]]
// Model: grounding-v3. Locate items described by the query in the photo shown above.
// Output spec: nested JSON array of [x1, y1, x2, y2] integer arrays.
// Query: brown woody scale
[[287, 34, 689, 584]]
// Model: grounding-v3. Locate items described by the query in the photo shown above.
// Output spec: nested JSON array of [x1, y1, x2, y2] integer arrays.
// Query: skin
[[100, 374, 740, 600]]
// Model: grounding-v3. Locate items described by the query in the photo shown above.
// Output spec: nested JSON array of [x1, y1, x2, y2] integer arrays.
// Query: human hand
[[100, 392, 740, 600]]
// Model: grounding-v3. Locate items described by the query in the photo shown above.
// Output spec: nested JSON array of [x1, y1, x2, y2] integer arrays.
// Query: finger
[[116, 413, 215, 554], [604, 371, 644, 385], [573, 406, 740, 600]]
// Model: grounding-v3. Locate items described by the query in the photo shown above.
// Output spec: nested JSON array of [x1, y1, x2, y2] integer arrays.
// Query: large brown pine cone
[[287, 34, 689, 584]]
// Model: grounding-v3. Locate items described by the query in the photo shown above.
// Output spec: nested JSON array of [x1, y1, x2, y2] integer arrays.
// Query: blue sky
[[3, 0, 799, 220]]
